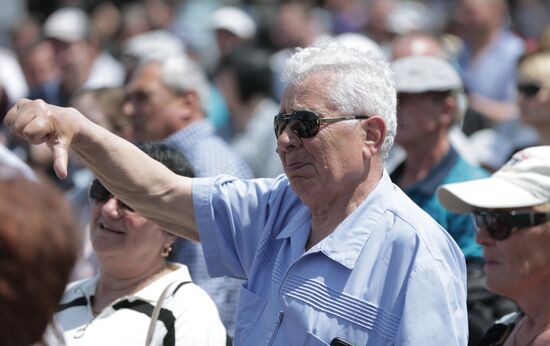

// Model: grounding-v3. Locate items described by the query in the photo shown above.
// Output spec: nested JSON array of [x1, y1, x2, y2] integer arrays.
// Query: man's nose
[[276, 126, 301, 153]]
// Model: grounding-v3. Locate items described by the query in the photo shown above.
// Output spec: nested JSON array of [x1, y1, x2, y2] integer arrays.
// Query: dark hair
[[136, 142, 195, 178], [217, 46, 273, 102], [0, 174, 79, 346]]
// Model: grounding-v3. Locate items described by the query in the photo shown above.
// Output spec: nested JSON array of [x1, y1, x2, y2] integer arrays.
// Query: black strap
[[113, 299, 175, 346], [112, 281, 192, 346], [57, 296, 95, 312]]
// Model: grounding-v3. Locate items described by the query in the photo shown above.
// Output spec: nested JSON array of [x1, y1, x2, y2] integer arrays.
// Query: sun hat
[[392, 55, 462, 93], [210, 6, 256, 39], [437, 146, 550, 213], [44, 7, 89, 43]]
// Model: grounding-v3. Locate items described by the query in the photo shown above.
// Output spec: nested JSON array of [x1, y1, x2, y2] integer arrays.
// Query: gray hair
[[282, 42, 397, 158], [144, 55, 210, 113]]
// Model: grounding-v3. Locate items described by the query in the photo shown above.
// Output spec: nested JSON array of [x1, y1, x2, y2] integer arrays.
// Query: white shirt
[[55, 263, 226, 346]]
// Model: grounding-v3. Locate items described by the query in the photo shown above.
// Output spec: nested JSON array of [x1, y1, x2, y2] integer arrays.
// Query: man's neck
[[468, 26, 500, 60], [399, 138, 450, 190], [306, 161, 384, 250]]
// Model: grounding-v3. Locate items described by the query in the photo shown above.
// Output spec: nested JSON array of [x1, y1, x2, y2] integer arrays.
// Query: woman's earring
[[161, 246, 172, 257]]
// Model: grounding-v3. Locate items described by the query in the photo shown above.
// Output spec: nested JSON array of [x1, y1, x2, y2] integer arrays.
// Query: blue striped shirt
[[193, 172, 468, 345]]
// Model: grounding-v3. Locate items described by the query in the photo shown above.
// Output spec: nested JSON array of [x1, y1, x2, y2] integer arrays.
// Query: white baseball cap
[[392, 55, 462, 93], [438, 146, 550, 213], [210, 7, 256, 39], [44, 7, 89, 43], [122, 30, 186, 63]]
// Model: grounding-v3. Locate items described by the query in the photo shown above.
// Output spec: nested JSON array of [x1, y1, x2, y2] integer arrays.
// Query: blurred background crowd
[[2, 0, 550, 344]]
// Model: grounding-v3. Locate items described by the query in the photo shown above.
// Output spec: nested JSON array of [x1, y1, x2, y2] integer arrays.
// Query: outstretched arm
[[4, 99, 199, 241]]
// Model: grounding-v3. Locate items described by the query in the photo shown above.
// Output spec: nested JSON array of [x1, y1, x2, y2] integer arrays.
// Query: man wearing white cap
[[391, 55, 489, 259], [210, 6, 256, 58], [437, 146, 550, 345], [392, 55, 518, 344], [31, 7, 124, 106]]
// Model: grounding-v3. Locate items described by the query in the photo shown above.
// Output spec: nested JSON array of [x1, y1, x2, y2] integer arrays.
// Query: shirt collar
[[413, 146, 458, 195], [277, 171, 392, 269], [393, 146, 458, 196]]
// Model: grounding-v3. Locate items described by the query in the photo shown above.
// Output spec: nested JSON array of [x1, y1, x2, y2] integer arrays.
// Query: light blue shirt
[[193, 172, 468, 345]]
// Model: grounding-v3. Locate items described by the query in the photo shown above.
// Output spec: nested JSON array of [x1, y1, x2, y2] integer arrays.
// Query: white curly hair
[[282, 42, 397, 159]]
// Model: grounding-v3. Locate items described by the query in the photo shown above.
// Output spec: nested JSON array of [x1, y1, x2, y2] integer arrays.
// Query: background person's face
[[476, 215, 550, 299], [276, 74, 367, 202], [395, 92, 447, 148], [123, 63, 182, 142]]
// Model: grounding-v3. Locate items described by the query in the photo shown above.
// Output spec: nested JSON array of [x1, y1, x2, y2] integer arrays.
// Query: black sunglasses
[[517, 83, 542, 98], [273, 110, 370, 139], [472, 210, 550, 240], [89, 179, 134, 212]]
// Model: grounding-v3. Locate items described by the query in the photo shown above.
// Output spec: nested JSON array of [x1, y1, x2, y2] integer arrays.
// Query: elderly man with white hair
[[5, 43, 467, 345]]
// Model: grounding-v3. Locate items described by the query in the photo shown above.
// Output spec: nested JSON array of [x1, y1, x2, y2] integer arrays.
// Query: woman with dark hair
[[54, 143, 226, 345]]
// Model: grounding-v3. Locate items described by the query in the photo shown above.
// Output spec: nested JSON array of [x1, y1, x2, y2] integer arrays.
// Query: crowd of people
[[2, 0, 550, 345]]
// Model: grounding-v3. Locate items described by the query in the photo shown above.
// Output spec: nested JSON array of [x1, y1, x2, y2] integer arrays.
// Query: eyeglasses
[[472, 210, 550, 240], [517, 83, 542, 98], [89, 179, 134, 212], [273, 110, 369, 139]]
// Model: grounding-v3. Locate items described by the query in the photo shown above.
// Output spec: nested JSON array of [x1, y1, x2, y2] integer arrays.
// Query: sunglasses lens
[[518, 83, 541, 97], [290, 111, 320, 138], [474, 213, 512, 240], [89, 180, 111, 204], [274, 111, 321, 138], [274, 114, 287, 138], [89, 180, 135, 212]]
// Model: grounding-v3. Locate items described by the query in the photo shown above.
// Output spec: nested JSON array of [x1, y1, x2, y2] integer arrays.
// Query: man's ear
[[174, 90, 201, 120], [440, 96, 456, 128], [362, 116, 387, 158]]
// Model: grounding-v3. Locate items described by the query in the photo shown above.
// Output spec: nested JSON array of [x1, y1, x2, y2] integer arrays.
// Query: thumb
[[49, 140, 69, 180]]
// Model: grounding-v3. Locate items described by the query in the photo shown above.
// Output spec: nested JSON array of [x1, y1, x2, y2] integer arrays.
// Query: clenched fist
[[4, 99, 88, 179]]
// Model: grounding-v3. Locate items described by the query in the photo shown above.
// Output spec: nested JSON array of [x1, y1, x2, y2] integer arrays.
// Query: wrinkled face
[[395, 92, 449, 148], [276, 74, 368, 202], [90, 196, 174, 266], [123, 63, 182, 141], [476, 212, 550, 299]]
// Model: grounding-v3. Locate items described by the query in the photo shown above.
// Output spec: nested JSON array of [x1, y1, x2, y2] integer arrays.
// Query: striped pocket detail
[[281, 274, 400, 342]]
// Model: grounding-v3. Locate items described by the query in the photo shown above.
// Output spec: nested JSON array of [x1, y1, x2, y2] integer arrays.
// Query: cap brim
[[437, 177, 548, 213]]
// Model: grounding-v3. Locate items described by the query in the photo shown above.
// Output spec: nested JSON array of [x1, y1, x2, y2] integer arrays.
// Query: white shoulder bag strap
[[145, 281, 188, 346]]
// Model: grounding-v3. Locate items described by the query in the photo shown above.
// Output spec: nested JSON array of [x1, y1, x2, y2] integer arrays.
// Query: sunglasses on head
[[472, 210, 550, 240], [273, 110, 370, 139], [89, 179, 134, 212], [517, 83, 542, 98]]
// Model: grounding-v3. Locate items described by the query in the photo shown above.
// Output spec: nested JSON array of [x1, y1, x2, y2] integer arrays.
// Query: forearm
[[72, 120, 198, 239]]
